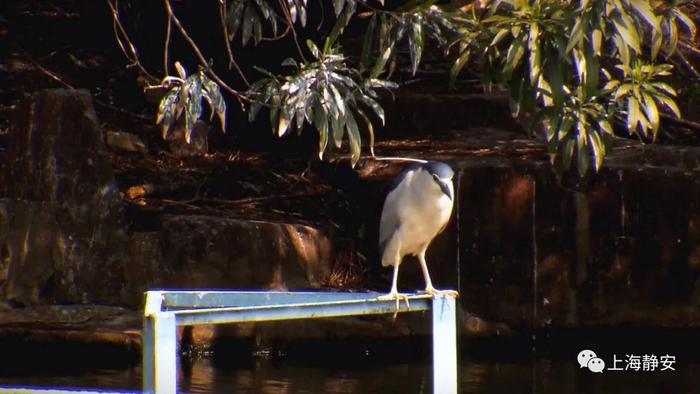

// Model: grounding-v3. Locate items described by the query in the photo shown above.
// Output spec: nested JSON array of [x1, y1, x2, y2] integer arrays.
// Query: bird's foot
[[377, 291, 411, 318], [421, 287, 459, 299]]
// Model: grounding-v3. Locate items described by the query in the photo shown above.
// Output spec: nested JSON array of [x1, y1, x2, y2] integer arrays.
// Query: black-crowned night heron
[[378, 160, 459, 307]]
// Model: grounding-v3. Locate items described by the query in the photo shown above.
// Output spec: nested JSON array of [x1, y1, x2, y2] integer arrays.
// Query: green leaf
[[502, 38, 525, 78], [566, 17, 585, 53], [253, 14, 263, 45], [358, 94, 385, 125], [227, 0, 245, 40], [278, 108, 291, 137], [612, 12, 641, 54], [174, 62, 187, 79], [592, 28, 602, 56], [655, 94, 681, 118], [313, 101, 329, 159], [546, 55, 565, 107], [626, 96, 640, 132], [641, 92, 659, 137], [370, 46, 393, 79], [612, 33, 631, 65], [599, 119, 614, 135], [651, 29, 662, 60], [345, 110, 361, 167], [329, 83, 346, 116], [333, 0, 346, 17], [331, 112, 345, 148], [665, 20, 679, 55], [562, 137, 575, 169], [614, 83, 633, 100], [490, 29, 510, 47], [673, 8, 697, 38], [355, 107, 375, 157], [603, 80, 621, 92], [241, 2, 255, 46], [529, 41, 541, 85], [629, 0, 660, 33], [306, 40, 321, 59], [360, 14, 378, 71], [408, 16, 424, 75], [324, 0, 356, 52], [583, 45, 599, 98], [588, 129, 605, 171], [449, 49, 471, 88], [157, 89, 179, 139], [204, 78, 226, 132], [576, 130, 590, 176]]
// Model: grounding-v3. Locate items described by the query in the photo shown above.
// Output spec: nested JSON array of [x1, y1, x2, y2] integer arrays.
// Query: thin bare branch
[[277, 0, 307, 63], [163, 0, 246, 106], [16, 45, 75, 89], [220, 1, 235, 69], [219, 0, 250, 87], [661, 113, 700, 132], [261, 24, 292, 41], [675, 50, 700, 80], [164, 8, 172, 76], [105, 0, 159, 84], [680, 41, 700, 59]]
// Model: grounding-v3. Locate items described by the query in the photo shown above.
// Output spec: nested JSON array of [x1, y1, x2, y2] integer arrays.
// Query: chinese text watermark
[[578, 349, 676, 373]]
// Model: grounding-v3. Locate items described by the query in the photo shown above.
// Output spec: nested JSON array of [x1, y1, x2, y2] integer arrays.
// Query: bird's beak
[[440, 181, 453, 200]]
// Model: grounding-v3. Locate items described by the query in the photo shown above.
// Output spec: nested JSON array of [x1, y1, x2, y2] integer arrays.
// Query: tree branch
[[163, 0, 247, 106], [105, 0, 159, 84], [277, 0, 307, 63], [219, 0, 250, 87]]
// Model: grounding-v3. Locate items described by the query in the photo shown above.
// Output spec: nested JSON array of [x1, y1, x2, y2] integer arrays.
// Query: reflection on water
[[1, 357, 699, 394]]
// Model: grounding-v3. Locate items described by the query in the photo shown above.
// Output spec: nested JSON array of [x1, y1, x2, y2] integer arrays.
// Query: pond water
[[1, 357, 698, 394]]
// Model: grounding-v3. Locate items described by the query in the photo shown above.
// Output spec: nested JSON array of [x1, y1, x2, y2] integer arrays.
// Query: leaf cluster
[[156, 62, 227, 143], [248, 40, 395, 166], [446, 0, 696, 175]]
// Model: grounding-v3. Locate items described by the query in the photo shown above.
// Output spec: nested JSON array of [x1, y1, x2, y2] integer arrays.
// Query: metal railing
[[143, 290, 458, 394]]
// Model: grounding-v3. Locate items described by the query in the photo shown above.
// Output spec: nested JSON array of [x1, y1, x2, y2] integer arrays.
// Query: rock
[[166, 119, 209, 157], [1, 89, 129, 305], [106, 130, 147, 154], [0, 304, 140, 348], [158, 215, 333, 290], [122, 232, 164, 307], [381, 91, 524, 138]]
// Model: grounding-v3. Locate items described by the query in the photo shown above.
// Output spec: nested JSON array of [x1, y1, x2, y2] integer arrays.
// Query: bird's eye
[[432, 174, 439, 182]]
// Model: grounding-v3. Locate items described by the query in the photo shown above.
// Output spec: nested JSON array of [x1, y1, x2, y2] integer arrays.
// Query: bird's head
[[424, 161, 454, 201]]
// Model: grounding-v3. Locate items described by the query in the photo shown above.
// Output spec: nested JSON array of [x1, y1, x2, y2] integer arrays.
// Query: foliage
[[225, 0, 279, 46], [446, 0, 695, 175], [247, 40, 395, 166], [111, 0, 697, 174], [156, 62, 226, 143]]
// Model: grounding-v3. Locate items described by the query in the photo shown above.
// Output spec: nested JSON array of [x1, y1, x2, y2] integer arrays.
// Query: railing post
[[143, 310, 177, 394], [432, 295, 458, 394]]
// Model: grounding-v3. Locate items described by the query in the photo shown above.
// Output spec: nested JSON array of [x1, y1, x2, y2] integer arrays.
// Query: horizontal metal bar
[[158, 290, 405, 309], [0, 387, 137, 394], [169, 296, 433, 326]]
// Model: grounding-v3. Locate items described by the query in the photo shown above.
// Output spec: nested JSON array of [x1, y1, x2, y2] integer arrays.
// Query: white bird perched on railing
[[377, 160, 459, 308]]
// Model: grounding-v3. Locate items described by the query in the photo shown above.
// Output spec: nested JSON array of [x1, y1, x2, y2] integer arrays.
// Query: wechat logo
[[578, 349, 605, 373]]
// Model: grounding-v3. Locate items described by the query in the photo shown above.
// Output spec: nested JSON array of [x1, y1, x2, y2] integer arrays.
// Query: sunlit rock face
[[120, 215, 334, 306], [1, 89, 128, 305]]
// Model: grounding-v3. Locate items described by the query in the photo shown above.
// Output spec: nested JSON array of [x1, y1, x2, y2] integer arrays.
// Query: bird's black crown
[[422, 161, 454, 179]]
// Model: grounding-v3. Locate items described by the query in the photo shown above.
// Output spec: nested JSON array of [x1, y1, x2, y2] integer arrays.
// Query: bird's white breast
[[394, 171, 453, 256]]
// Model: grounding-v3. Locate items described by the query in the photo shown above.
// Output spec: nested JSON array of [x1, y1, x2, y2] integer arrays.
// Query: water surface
[[1, 358, 697, 394]]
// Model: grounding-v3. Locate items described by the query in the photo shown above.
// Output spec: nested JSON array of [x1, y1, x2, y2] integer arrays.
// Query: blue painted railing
[[143, 290, 458, 394]]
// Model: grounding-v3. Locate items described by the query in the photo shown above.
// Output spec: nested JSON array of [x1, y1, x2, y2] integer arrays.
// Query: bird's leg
[[418, 249, 459, 299], [377, 262, 410, 314]]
